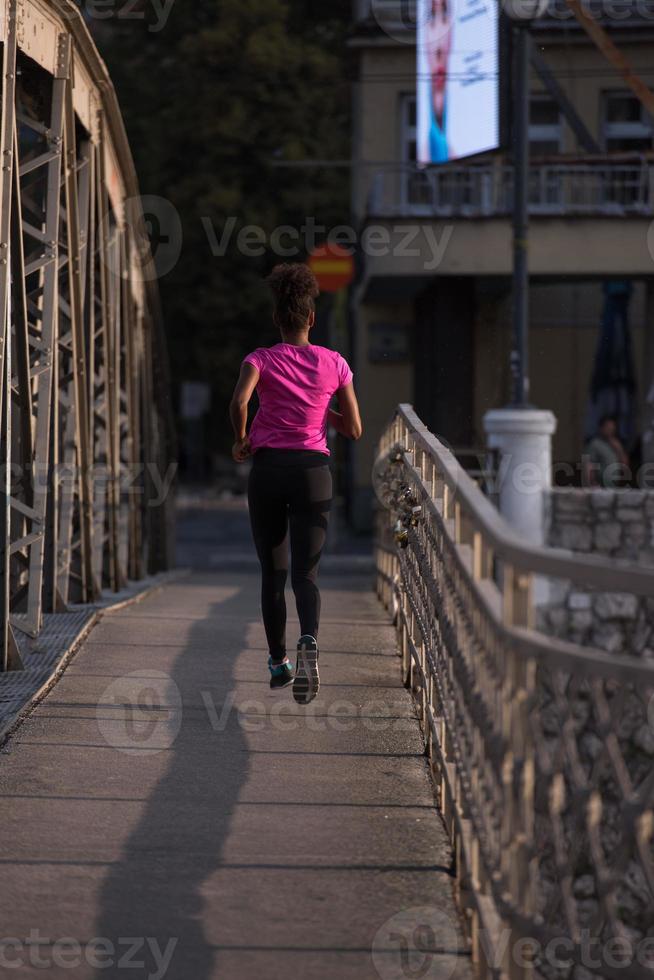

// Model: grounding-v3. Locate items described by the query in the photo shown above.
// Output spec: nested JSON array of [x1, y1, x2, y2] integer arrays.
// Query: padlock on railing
[[372, 443, 424, 547], [393, 520, 409, 549]]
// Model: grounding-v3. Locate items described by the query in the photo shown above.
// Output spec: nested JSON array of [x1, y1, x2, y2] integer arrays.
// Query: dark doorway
[[414, 278, 475, 448]]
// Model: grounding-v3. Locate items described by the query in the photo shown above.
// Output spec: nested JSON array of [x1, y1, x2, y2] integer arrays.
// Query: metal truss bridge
[[0, 0, 175, 671]]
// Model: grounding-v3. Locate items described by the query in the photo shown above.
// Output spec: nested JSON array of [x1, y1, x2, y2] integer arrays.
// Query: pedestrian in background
[[584, 414, 631, 488]]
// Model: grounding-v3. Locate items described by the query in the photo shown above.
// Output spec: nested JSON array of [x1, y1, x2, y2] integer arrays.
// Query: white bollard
[[483, 408, 557, 546]]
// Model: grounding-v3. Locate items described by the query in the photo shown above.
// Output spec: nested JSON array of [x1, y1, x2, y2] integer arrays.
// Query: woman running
[[229, 263, 362, 704]]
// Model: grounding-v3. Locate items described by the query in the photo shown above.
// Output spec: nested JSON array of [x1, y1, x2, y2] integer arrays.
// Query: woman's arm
[[328, 383, 363, 441], [229, 362, 260, 461]]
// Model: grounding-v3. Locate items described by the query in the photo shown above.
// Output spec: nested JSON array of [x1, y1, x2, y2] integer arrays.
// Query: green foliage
[[94, 0, 351, 449]]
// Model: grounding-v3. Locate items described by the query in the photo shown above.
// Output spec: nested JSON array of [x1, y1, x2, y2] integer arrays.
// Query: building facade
[[349, 0, 654, 529]]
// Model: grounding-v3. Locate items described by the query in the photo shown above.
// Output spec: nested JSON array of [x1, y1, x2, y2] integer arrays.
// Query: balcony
[[367, 161, 654, 219]]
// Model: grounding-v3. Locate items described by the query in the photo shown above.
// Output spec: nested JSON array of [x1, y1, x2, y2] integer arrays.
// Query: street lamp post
[[512, 21, 531, 407], [484, 0, 557, 549], [503, 0, 548, 405]]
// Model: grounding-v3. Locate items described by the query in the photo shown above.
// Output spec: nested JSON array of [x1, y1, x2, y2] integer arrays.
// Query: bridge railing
[[0, 0, 176, 670], [375, 405, 654, 980]]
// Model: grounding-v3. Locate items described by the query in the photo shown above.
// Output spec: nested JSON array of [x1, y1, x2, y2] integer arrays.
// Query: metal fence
[[375, 405, 654, 980], [0, 0, 176, 671], [368, 163, 654, 218]]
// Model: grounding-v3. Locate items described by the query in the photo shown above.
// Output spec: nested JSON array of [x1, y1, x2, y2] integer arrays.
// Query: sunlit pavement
[[0, 500, 472, 980]]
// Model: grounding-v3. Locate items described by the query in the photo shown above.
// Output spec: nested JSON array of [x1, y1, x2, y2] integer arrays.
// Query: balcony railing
[[368, 162, 654, 218]]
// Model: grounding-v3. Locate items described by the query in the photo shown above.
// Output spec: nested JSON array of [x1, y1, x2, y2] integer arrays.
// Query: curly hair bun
[[266, 263, 319, 302], [266, 263, 319, 334]]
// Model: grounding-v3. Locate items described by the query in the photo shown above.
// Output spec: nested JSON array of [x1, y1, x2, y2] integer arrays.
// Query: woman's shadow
[[91, 572, 254, 980]]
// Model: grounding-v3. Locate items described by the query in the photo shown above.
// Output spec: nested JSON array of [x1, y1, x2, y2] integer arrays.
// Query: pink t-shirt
[[243, 343, 354, 455]]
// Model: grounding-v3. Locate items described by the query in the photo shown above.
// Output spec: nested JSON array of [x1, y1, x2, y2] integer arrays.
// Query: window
[[603, 92, 653, 152], [529, 95, 563, 156], [401, 93, 418, 163]]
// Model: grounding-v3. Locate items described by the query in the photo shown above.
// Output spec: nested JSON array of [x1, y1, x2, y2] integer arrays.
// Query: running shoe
[[293, 635, 320, 704], [268, 656, 294, 691]]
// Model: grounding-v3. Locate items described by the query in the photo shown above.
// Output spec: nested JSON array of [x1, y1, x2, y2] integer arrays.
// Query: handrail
[[395, 404, 654, 596], [375, 405, 654, 980]]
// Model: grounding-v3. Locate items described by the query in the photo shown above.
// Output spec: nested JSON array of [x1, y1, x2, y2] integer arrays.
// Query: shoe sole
[[293, 638, 319, 705]]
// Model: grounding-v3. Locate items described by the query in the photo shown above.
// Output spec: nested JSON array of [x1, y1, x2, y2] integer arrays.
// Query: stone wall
[[538, 490, 654, 972], [541, 489, 654, 661]]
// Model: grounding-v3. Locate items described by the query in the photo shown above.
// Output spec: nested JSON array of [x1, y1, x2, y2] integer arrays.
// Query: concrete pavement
[[0, 500, 473, 980]]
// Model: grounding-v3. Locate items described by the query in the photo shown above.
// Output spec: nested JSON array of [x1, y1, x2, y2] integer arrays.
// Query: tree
[[93, 0, 352, 455]]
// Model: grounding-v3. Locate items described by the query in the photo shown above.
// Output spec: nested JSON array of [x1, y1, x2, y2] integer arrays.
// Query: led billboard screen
[[417, 0, 500, 164]]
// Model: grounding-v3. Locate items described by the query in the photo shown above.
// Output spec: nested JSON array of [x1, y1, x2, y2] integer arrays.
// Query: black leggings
[[248, 450, 333, 661]]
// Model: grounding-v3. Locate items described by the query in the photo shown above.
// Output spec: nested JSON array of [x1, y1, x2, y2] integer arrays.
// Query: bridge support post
[[483, 408, 557, 547]]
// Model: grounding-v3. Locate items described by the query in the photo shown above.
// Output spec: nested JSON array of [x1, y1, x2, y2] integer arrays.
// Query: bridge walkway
[[0, 502, 472, 980]]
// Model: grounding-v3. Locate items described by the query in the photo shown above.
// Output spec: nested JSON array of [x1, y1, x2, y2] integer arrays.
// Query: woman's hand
[[232, 437, 252, 463]]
